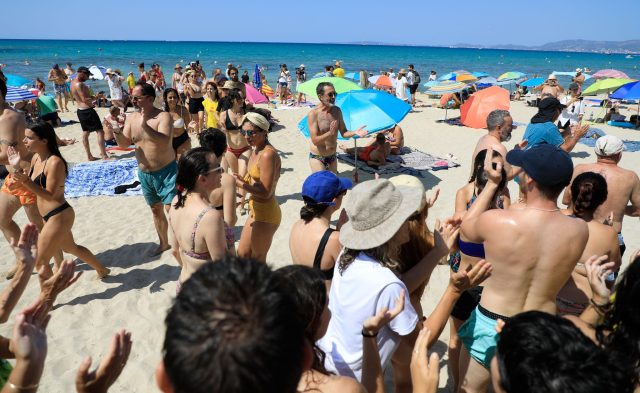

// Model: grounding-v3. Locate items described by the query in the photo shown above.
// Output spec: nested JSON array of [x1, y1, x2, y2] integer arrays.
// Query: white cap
[[595, 135, 624, 156], [548, 74, 557, 80], [299, 64, 305, 68]]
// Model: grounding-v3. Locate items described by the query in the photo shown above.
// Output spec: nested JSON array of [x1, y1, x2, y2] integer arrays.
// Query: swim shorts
[[138, 161, 177, 206], [54, 83, 66, 96], [409, 84, 419, 94], [188, 97, 205, 114], [0, 173, 36, 205], [77, 108, 103, 132], [458, 304, 508, 369], [309, 152, 337, 169]]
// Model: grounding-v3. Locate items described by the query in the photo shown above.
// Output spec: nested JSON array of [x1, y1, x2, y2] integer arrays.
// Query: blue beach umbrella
[[253, 64, 262, 89], [520, 78, 545, 87], [298, 89, 411, 140], [5, 74, 32, 87], [423, 80, 439, 88], [5, 86, 37, 102], [611, 80, 640, 100], [476, 77, 497, 85], [344, 72, 359, 80], [472, 72, 489, 78]]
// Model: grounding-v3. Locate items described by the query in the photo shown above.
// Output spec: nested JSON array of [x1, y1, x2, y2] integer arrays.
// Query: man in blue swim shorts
[[114, 82, 176, 256], [458, 144, 589, 392]]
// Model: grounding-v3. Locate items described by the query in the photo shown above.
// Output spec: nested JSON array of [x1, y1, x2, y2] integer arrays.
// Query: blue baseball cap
[[506, 144, 573, 187], [302, 170, 352, 205]]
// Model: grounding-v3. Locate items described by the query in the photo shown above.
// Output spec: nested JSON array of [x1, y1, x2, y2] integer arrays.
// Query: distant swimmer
[[23, 60, 30, 66]]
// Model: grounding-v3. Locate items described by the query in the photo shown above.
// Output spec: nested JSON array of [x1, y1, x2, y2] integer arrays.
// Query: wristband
[[361, 328, 377, 338], [7, 382, 39, 390]]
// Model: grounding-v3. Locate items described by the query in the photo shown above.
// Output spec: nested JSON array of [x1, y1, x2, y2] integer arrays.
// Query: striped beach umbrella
[[497, 71, 526, 82], [592, 69, 630, 79], [452, 74, 478, 83], [477, 77, 498, 85], [439, 70, 471, 81], [5, 86, 37, 102], [424, 80, 467, 95]]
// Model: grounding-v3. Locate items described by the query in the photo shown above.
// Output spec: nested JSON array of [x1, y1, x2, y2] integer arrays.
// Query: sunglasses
[[131, 95, 147, 101], [240, 129, 262, 137], [326, 92, 337, 97]]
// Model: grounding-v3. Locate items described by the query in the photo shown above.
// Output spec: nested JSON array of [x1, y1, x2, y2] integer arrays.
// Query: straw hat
[[548, 74, 557, 80], [105, 68, 113, 74], [242, 112, 270, 132], [339, 179, 422, 250], [398, 68, 407, 75], [175, 63, 182, 69], [222, 81, 236, 90], [389, 175, 426, 212]]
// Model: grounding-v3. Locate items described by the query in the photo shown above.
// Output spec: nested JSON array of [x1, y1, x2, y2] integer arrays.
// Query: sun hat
[[105, 68, 113, 74], [548, 74, 557, 80], [339, 179, 423, 250], [576, 68, 583, 73], [175, 63, 182, 69], [506, 144, 573, 187], [595, 135, 624, 156], [242, 112, 270, 132], [302, 171, 352, 206], [398, 68, 407, 75], [299, 64, 305, 68], [389, 175, 426, 212], [222, 80, 236, 90]]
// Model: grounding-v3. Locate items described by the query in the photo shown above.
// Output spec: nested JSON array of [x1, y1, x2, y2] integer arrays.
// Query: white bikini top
[[173, 118, 185, 128]]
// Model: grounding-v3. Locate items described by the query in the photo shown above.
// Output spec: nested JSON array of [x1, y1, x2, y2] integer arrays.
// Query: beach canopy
[[88, 66, 107, 80], [243, 83, 269, 104], [5, 74, 32, 87], [582, 78, 635, 96], [422, 80, 439, 88], [592, 69, 630, 79], [5, 86, 37, 102], [296, 77, 362, 99], [298, 89, 411, 140], [460, 86, 510, 129], [497, 71, 526, 82], [520, 78, 545, 87], [424, 80, 467, 95], [610, 81, 640, 101], [368, 75, 396, 88]]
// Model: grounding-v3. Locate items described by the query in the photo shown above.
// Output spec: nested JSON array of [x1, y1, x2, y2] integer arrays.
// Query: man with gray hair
[[562, 135, 640, 256], [470, 109, 516, 176]]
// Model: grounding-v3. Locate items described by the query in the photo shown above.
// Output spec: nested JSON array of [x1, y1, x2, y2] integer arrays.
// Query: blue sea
[[1, 39, 639, 90]]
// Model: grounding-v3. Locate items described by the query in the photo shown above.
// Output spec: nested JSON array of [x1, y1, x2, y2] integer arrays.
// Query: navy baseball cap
[[302, 170, 352, 205], [506, 144, 573, 187]]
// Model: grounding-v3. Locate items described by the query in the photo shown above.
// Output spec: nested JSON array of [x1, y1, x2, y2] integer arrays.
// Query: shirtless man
[[0, 78, 45, 277], [572, 68, 586, 93], [47, 64, 69, 112], [70, 66, 109, 161], [533, 74, 564, 99], [470, 110, 516, 178], [562, 135, 640, 256], [115, 82, 175, 255], [307, 82, 367, 173], [458, 144, 588, 392]]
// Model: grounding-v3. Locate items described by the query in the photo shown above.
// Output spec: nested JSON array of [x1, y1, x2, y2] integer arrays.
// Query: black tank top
[[313, 228, 335, 280]]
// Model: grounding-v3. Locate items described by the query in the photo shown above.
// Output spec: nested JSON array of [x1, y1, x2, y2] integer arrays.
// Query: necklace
[[525, 205, 560, 212]]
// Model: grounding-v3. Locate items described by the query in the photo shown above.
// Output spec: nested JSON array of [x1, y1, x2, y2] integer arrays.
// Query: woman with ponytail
[[10, 121, 110, 281], [168, 147, 227, 293], [289, 170, 352, 284], [557, 171, 621, 316]]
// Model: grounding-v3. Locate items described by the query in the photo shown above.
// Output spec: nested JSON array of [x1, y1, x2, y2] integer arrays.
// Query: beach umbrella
[[296, 77, 362, 99], [422, 80, 439, 88], [476, 77, 498, 85], [460, 86, 510, 129], [472, 72, 489, 78], [611, 81, 640, 117], [5, 74, 32, 87], [312, 72, 326, 79], [520, 78, 545, 87], [5, 86, 37, 102], [261, 84, 274, 97], [451, 74, 478, 83], [88, 65, 107, 80], [368, 75, 396, 88], [592, 69, 630, 79], [424, 80, 467, 95], [344, 72, 359, 80], [497, 71, 526, 82], [253, 64, 262, 89], [243, 83, 269, 104], [439, 70, 471, 81], [582, 78, 635, 96]]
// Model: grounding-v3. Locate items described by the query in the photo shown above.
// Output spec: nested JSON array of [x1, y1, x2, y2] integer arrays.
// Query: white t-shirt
[[389, 72, 396, 80], [558, 95, 585, 126], [318, 251, 418, 381], [395, 77, 408, 101], [407, 71, 415, 86], [428, 74, 437, 81]]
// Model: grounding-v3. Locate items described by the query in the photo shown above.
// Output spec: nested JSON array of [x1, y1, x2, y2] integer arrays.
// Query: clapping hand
[[39, 259, 82, 307], [584, 255, 616, 305], [329, 120, 338, 136], [362, 290, 405, 336], [9, 300, 51, 366], [410, 327, 439, 393], [76, 330, 132, 393], [434, 217, 461, 254], [450, 259, 493, 294], [354, 125, 368, 138], [7, 146, 21, 167], [570, 123, 589, 139], [10, 222, 38, 269]]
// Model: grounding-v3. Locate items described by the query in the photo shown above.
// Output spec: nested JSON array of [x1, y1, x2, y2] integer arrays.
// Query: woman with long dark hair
[[168, 147, 226, 293], [163, 88, 192, 160], [219, 90, 250, 180], [10, 122, 109, 281]]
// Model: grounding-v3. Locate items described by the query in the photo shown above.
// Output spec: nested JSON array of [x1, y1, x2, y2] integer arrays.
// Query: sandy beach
[[0, 92, 639, 392]]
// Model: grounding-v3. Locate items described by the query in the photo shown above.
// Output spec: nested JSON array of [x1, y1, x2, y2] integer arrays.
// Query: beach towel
[[579, 128, 640, 152], [65, 158, 142, 198], [337, 147, 460, 176]]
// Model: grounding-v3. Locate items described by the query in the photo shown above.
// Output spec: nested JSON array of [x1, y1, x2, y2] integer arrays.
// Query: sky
[[2, 0, 639, 46]]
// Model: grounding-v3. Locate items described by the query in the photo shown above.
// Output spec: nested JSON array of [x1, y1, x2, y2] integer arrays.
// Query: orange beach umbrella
[[460, 86, 510, 129]]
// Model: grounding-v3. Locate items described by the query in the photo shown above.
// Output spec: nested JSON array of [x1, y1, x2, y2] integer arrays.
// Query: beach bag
[[413, 71, 421, 85]]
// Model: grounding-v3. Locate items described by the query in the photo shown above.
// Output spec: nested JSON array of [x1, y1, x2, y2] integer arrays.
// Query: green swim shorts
[[138, 161, 178, 206], [457, 304, 505, 369]]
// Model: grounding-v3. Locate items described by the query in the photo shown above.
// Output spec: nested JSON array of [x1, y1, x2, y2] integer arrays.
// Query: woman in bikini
[[233, 112, 281, 262], [163, 88, 192, 160], [169, 147, 227, 293], [557, 172, 620, 316], [218, 90, 250, 177], [184, 72, 204, 132], [289, 170, 351, 284], [10, 122, 110, 281]]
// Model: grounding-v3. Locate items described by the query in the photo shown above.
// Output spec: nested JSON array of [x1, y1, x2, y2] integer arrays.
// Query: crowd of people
[[0, 56, 639, 393]]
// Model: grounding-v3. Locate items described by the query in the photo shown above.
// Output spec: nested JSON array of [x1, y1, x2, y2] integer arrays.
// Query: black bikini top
[[225, 110, 242, 131], [29, 158, 48, 188]]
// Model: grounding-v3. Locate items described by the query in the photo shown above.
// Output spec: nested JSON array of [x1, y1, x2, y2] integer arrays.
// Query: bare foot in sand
[[87, 156, 98, 161], [97, 268, 111, 279], [150, 244, 171, 256]]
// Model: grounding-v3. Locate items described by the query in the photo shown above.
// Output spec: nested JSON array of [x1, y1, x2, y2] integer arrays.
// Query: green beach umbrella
[[296, 77, 362, 99], [582, 78, 636, 96]]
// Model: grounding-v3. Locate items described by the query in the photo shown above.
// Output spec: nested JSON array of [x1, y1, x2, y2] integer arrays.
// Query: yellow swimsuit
[[244, 161, 281, 226]]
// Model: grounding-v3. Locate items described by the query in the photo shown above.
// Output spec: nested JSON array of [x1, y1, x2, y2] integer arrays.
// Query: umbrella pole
[[353, 138, 359, 183]]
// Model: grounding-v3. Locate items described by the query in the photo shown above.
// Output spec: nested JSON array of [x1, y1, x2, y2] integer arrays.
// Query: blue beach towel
[[65, 158, 141, 198], [579, 128, 640, 152]]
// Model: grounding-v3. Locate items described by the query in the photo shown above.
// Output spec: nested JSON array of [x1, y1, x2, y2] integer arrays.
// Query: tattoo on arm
[[0, 139, 17, 147]]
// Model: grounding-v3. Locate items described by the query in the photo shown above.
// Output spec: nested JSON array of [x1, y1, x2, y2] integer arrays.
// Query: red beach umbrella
[[460, 86, 510, 129]]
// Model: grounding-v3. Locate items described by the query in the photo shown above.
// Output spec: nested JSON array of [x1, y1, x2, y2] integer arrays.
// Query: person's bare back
[[70, 80, 92, 109]]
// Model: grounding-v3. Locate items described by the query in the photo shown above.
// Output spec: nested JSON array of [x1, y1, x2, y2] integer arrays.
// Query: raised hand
[[516, 139, 528, 150], [483, 147, 503, 185], [39, 259, 82, 306], [76, 330, 132, 393], [410, 327, 439, 393], [450, 259, 493, 294], [9, 300, 51, 365], [362, 290, 405, 336], [570, 123, 589, 139], [584, 255, 616, 305], [10, 223, 38, 268], [426, 188, 440, 209], [7, 146, 21, 167], [434, 217, 461, 253], [355, 125, 368, 138]]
